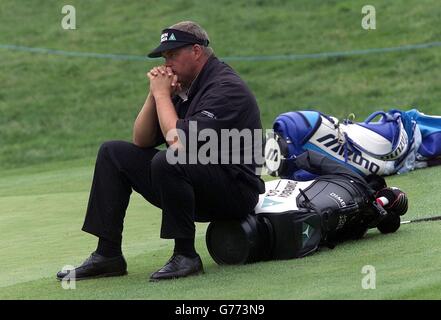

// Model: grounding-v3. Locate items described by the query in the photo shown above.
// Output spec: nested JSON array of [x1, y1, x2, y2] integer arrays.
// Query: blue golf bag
[[269, 108, 441, 180]]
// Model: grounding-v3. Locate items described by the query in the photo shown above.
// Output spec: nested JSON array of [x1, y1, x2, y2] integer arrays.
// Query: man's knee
[[97, 140, 130, 159], [151, 150, 190, 181], [151, 150, 174, 173]]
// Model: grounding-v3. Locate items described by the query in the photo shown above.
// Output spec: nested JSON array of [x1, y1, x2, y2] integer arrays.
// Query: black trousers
[[82, 141, 260, 244]]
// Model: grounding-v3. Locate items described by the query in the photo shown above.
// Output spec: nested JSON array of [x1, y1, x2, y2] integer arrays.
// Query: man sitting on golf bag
[[206, 149, 408, 265]]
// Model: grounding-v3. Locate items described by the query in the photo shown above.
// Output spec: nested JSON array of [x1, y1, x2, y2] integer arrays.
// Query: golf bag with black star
[[205, 150, 408, 265]]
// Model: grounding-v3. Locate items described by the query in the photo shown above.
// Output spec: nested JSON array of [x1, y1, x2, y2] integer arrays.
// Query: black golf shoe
[[56, 252, 127, 281], [149, 254, 204, 281]]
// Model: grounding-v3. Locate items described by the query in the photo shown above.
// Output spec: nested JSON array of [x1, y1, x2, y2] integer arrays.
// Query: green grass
[[1, 0, 441, 299], [1, 162, 441, 299], [1, 0, 441, 169]]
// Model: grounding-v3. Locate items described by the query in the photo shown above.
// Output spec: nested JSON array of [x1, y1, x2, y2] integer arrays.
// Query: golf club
[[401, 215, 441, 224]]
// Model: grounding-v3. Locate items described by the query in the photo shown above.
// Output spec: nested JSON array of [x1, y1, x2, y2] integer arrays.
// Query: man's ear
[[193, 44, 203, 60]]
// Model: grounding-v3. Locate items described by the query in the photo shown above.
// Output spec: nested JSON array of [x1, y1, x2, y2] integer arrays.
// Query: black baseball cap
[[147, 28, 210, 58]]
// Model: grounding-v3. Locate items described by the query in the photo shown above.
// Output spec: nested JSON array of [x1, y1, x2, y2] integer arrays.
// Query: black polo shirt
[[154, 55, 265, 193]]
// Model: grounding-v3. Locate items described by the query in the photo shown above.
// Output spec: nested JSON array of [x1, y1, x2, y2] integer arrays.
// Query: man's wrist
[[154, 93, 172, 102]]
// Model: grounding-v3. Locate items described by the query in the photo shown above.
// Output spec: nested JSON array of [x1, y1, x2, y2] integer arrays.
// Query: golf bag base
[[205, 215, 273, 265], [205, 209, 322, 265]]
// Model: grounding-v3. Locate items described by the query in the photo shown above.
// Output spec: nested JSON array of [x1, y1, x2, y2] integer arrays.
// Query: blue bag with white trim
[[270, 108, 441, 180]]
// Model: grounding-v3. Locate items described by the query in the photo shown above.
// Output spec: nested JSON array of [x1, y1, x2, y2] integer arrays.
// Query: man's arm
[[154, 94, 179, 143], [148, 66, 182, 148], [132, 92, 160, 148]]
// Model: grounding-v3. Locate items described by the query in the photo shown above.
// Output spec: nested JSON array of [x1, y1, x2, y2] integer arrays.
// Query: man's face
[[162, 45, 198, 89]]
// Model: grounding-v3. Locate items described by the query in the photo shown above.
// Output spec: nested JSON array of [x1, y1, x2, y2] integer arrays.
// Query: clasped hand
[[147, 66, 181, 98]]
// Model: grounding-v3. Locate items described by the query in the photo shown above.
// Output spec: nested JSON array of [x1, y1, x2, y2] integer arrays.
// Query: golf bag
[[206, 150, 408, 265], [268, 108, 441, 180]]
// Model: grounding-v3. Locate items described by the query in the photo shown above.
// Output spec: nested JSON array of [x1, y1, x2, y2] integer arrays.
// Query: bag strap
[[364, 111, 389, 124]]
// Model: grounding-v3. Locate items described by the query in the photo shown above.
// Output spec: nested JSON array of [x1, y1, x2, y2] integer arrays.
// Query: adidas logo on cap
[[160, 33, 168, 42]]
